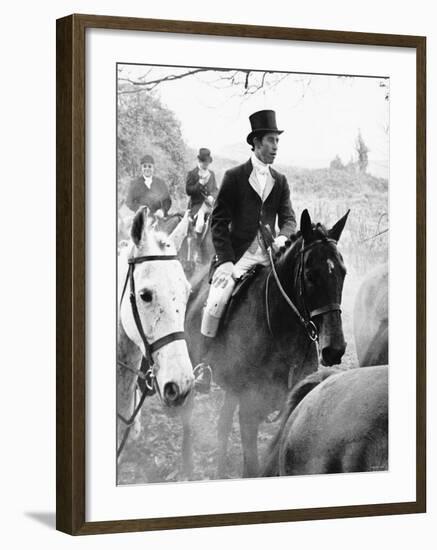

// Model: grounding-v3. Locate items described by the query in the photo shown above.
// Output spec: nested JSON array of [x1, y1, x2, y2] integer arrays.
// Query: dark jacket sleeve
[[208, 171, 218, 199], [125, 180, 139, 212], [277, 176, 297, 237], [158, 178, 172, 215], [185, 170, 200, 197], [211, 170, 235, 265]]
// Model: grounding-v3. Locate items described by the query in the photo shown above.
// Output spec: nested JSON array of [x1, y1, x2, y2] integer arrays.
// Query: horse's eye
[[139, 289, 153, 303]]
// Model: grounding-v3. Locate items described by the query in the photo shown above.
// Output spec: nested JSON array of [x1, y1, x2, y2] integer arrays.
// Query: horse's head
[[120, 207, 194, 407], [294, 209, 349, 366]]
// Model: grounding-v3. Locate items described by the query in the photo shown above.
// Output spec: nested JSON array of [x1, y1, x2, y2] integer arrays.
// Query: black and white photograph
[[116, 62, 389, 485]]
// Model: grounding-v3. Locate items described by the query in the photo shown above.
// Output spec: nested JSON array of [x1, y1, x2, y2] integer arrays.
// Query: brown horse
[[354, 263, 388, 366], [185, 209, 349, 478], [262, 365, 388, 476]]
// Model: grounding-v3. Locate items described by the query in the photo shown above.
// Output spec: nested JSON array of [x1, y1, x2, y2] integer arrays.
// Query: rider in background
[[125, 154, 172, 218], [185, 148, 218, 242]]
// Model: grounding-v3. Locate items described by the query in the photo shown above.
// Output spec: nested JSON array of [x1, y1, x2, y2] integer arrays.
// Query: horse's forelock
[[276, 222, 338, 267], [295, 223, 329, 243], [314, 223, 329, 240]]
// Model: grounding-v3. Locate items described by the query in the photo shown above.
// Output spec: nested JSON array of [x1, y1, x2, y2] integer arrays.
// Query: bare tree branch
[[118, 68, 236, 95], [117, 67, 311, 103]]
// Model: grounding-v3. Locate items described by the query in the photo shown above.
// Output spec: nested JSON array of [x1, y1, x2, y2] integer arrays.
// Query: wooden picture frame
[[56, 13, 426, 535]]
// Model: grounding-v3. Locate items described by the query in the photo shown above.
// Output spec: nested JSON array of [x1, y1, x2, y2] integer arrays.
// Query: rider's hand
[[273, 235, 288, 252], [154, 208, 164, 219], [212, 261, 234, 288], [205, 195, 214, 207]]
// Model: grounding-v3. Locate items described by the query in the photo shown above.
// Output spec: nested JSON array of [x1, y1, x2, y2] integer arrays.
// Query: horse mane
[[261, 367, 342, 476], [274, 223, 331, 261]]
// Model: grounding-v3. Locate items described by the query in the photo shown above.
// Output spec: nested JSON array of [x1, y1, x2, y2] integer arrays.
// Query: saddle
[[221, 264, 263, 329]]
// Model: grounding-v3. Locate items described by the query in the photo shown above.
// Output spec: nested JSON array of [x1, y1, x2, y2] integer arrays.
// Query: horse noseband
[[309, 303, 341, 318]]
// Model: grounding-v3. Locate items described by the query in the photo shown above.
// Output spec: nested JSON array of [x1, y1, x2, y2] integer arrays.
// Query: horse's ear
[[169, 211, 189, 252], [300, 209, 313, 242], [131, 206, 149, 246], [329, 210, 350, 242]]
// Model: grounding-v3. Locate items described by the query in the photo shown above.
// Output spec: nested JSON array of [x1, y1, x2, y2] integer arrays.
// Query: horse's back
[[354, 263, 388, 366], [186, 268, 281, 401], [279, 366, 388, 475]]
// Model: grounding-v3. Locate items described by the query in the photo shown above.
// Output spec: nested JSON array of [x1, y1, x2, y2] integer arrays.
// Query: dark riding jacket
[[211, 159, 296, 267], [185, 168, 218, 216], [126, 176, 171, 215]]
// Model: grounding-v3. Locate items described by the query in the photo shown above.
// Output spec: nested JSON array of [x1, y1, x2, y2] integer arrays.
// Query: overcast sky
[[119, 65, 389, 177]]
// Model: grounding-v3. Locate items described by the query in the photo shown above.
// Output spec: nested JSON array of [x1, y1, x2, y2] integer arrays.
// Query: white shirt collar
[[198, 163, 210, 175], [251, 153, 270, 175], [143, 175, 153, 188]]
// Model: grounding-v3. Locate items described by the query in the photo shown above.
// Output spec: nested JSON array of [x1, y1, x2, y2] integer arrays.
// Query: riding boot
[[193, 336, 213, 393], [195, 232, 203, 263], [194, 363, 212, 394]]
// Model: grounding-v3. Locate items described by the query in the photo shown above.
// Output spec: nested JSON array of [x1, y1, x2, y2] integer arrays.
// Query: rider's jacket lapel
[[248, 167, 262, 198]]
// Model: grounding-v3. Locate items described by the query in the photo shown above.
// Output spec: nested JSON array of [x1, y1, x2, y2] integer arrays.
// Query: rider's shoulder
[[224, 160, 249, 179], [270, 165, 287, 183], [153, 176, 167, 186]]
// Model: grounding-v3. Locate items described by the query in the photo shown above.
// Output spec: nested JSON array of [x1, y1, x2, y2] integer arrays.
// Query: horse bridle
[[117, 253, 186, 458], [265, 238, 342, 342], [120, 253, 186, 388]]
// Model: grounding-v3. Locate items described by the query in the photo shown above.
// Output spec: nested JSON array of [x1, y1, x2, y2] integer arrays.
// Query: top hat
[[246, 110, 283, 145], [197, 148, 213, 163], [140, 154, 154, 165]]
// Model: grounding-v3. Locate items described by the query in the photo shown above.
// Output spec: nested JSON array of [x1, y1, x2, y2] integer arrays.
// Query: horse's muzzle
[[163, 381, 190, 407], [320, 344, 346, 366]]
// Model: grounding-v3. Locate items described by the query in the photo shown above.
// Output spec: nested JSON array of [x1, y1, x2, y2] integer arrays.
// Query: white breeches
[[201, 240, 269, 337], [194, 202, 212, 234], [232, 244, 270, 279]]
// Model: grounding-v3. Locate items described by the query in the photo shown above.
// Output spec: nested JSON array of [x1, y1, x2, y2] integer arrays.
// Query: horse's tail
[[261, 368, 342, 477]]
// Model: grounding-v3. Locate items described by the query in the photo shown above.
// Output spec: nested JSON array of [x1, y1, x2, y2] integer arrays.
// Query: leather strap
[[120, 253, 186, 364], [117, 252, 186, 458], [310, 303, 341, 318], [149, 331, 186, 354], [267, 247, 318, 341], [129, 263, 153, 364], [128, 254, 178, 264], [300, 238, 337, 253], [266, 238, 342, 342]]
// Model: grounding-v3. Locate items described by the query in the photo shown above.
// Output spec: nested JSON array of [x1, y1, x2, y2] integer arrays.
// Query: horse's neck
[[275, 241, 302, 303], [266, 241, 306, 340]]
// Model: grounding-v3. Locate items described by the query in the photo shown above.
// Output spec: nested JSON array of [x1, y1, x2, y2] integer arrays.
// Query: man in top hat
[[200, 109, 296, 338], [125, 154, 172, 217], [186, 147, 218, 237]]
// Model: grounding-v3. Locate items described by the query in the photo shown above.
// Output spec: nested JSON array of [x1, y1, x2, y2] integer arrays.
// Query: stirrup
[[193, 363, 212, 394]]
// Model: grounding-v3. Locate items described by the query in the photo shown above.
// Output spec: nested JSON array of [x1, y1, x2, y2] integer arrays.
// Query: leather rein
[[120, 254, 186, 369], [265, 238, 341, 342]]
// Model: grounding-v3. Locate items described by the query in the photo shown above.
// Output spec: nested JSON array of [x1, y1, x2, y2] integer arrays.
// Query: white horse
[[353, 263, 388, 367], [117, 207, 194, 475]]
